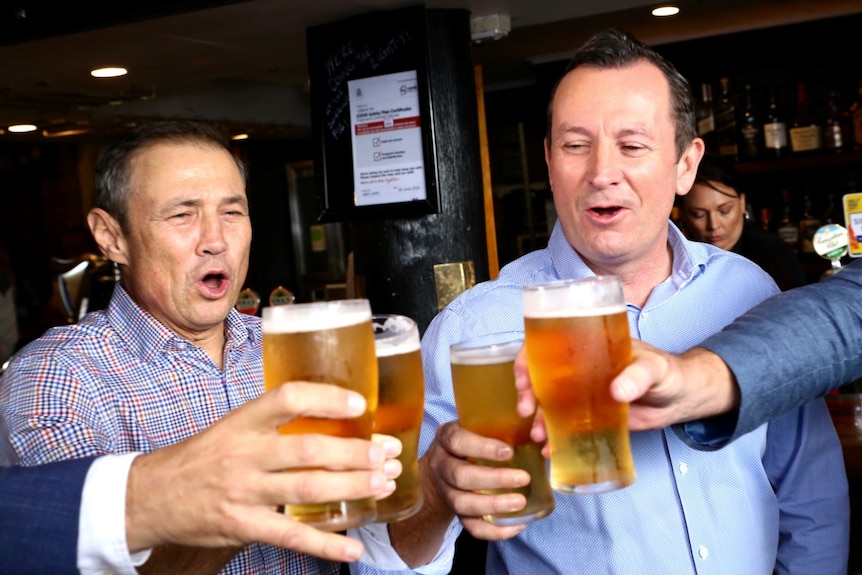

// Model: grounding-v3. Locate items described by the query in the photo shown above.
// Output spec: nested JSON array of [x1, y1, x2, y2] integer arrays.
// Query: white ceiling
[[0, 0, 860, 139]]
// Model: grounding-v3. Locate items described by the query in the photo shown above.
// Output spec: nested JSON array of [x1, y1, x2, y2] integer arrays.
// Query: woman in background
[[679, 154, 807, 291]]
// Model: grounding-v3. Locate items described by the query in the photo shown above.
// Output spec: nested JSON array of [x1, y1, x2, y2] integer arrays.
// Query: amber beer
[[372, 314, 425, 522], [450, 333, 555, 525], [262, 299, 378, 530], [523, 276, 636, 494]]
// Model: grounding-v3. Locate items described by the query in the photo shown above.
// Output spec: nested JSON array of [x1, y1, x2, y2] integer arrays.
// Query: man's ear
[[544, 137, 555, 192], [87, 208, 129, 266], [676, 137, 706, 197]]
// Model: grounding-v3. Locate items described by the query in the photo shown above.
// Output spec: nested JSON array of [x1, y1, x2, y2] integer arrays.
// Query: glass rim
[[523, 275, 621, 292], [523, 275, 625, 317], [372, 313, 417, 332], [372, 313, 420, 355], [262, 298, 371, 331], [262, 298, 370, 312], [450, 331, 523, 364]]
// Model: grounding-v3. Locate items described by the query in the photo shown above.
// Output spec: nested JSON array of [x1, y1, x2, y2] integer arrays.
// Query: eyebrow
[[556, 124, 652, 139], [221, 194, 248, 207], [163, 194, 248, 211], [556, 124, 589, 137]]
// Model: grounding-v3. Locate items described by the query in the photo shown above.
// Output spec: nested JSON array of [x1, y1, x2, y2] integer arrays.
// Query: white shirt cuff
[[78, 452, 152, 575], [348, 520, 459, 574]]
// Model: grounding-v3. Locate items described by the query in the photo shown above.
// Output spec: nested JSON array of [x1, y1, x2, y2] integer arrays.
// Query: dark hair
[[545, 28, 697, 160], [94, 120, 247, 232], [694, 154, 740, 195]]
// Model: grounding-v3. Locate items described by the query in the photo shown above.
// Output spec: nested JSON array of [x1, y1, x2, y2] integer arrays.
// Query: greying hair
[[545, 28, 697, 160], [94, 120, 248, 232]]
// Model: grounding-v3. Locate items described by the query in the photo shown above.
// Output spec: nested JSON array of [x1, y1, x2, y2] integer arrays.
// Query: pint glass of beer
[[450, 333, 555, 525], [262, 299, 378, 530], [523, 276, 635, 494], [371, 314, 425, 523]]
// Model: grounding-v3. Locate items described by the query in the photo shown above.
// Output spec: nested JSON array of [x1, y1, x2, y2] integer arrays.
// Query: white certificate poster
[[348, 70, 426, 207]]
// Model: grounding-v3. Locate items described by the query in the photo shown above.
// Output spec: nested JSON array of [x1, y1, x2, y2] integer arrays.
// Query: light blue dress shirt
[[353, 221, 849, 575]]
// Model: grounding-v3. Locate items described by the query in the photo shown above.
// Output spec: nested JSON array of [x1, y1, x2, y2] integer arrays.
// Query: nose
[[705, 212, 720, 231], [197, 214, 228, 256], [586, 140, 621, 189]]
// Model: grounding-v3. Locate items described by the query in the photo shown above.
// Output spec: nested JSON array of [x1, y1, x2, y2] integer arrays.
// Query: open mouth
[[591, 206, 622, 217], [202, 272, 227, 290]]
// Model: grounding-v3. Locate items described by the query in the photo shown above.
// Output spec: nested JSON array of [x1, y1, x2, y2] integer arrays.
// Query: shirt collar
[[546, 219, 710, 290], [547, 221, 595, 280], [104, 283, 259, 361], [667, 221, 710, 288], [224, 307, 261, 350]]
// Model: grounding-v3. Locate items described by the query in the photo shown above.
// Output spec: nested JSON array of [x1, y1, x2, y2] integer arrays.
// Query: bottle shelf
[[735, 150, 862, 175]]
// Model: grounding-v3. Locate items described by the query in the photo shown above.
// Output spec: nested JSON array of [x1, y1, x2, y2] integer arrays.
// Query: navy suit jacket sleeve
[[689, 257, 862, 444], [0, 457, 96, 574]]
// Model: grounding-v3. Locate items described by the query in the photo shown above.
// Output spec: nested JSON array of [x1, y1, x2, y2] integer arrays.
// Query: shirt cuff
[[78, 452, 152, 575], [671, 409, 739, 451], [348, 520, 459, 574]]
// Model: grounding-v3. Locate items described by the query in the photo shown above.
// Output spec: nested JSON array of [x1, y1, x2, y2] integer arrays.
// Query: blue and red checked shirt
[[0, 283, 339, 575]]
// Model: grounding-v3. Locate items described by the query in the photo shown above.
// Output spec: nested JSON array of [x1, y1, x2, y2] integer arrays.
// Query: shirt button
[[698, 546, 709, 559], [176, 342, 187, 351], [679, 462, 688, 474]]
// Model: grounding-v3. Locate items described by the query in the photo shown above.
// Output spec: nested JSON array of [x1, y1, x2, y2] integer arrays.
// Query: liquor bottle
[[788, 81, 822, 155], [715, 77, 739, 161], [798, 193, 821, 255], [696, 82, 718, 153], [776, 189, 799, 251], [822, 192, 836, 225], [759, 207, 772, 232], [739, 84, 762, 161], [823, 89, 852, 153], [762, 88, 789, 159]]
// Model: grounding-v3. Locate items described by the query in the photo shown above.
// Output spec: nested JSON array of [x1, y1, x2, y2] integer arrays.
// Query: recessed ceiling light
[[8, 124, 37, 133], [231, 133, 249, 140], [42, 127, 91, 138], [652, 5, 680, 17], [90, 67, 128, 78]]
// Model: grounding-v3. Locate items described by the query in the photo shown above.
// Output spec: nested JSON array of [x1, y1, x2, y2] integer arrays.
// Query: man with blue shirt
[[351, 28, 848, 574]]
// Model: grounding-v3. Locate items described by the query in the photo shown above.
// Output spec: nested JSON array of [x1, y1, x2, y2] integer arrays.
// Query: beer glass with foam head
[[523, 276, 636, 494], [262, 299, 378, 530], [450, 332, 555, 526], [371, 314, 425, 522]]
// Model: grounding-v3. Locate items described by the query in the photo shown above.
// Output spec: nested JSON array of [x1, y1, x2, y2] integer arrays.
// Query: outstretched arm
[[125, 382, 400, 562], [517, 259, 862, 447], [608, 342, 739, 430], [515, 341, 738, 443]]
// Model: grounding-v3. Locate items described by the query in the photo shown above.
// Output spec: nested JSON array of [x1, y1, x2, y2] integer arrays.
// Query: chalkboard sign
[[307, 5, 440, 221]]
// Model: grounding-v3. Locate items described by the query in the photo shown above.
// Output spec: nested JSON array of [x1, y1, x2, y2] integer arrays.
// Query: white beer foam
[[522, 302, 626, 318], [263, 301, 371, 333], [523, 277, 625, 317], [373, 315, 420, 357], [376, 338, 420, 358], [450, 339, 521, 366]]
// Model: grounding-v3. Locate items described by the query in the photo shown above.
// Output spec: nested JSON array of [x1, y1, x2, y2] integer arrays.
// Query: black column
[[353, 8, 488, 334]]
